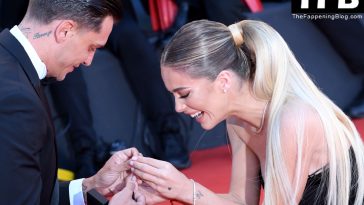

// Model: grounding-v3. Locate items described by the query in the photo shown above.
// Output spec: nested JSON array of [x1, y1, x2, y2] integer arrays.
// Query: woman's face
[[161, 67, 229, 130]]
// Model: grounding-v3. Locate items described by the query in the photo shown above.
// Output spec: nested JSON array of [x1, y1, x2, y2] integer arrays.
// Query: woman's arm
[[129, 122, 261, 205], [218, 122, 261, 205]]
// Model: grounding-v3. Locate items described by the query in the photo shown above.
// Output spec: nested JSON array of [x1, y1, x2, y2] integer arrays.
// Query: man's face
[[49, 16, 114, 81]]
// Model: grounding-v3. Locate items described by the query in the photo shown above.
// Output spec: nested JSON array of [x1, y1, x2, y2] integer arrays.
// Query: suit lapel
[[0, 29, 44, 98], [0, 30, 56, 131]]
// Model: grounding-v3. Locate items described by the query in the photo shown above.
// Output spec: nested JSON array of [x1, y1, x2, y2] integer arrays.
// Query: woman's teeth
[[191, 111, 203, 119]]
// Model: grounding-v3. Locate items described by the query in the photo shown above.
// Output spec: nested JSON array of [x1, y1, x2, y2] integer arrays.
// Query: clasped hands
[[82, 147, 144, 205], [82, 147, 192, 205]]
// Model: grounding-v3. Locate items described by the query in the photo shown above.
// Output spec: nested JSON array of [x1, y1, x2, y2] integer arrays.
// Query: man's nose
[[83, 51, 96, 66]]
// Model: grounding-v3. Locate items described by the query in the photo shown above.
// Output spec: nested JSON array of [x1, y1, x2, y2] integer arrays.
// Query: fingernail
[[131, 167, 135, 172], [131, 175, 136, 182], [132, 156, 138, 160], [129, 161, 134, 166]]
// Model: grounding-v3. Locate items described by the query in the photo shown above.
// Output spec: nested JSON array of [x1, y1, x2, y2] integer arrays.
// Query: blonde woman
[[129, 20, 364, 205]]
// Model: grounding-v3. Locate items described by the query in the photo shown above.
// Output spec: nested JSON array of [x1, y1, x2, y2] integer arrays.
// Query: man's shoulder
[[0, 39, 22, 74], [0, 59, 38, 107], [0, 29, 27, 68], [0, 59, 29, 88]]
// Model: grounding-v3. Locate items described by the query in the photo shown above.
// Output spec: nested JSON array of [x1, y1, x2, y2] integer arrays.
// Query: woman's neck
[[228, 83, 269, 132]]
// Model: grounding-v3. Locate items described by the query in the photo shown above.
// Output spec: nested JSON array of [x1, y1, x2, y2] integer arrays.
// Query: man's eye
[[179, 93, 190, 99]]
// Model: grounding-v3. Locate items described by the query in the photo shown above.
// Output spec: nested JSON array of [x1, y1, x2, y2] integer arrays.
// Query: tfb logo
[[292, 0, 363, 13], [301, 0, 359, 9]]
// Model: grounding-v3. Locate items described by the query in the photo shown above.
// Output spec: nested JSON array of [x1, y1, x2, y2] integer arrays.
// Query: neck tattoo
[[33, 31, 52, 39], [253, 101, 269, 134]]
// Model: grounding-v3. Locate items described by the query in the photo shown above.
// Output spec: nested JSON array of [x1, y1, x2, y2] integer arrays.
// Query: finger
[[107, 155, 130, 172], [111, 147, 138, 164], [108, 177, 135, 196], [109, 173, 127, 193], [132, 169, 163, 189], [113, 148, 136, 161], [123, 147, 140, 158], [123, 178, 136, 194], [130, 157, 166, 174], [133, 190, 146, 204], [130, 160, 162, 180], [111, 180, 135, 200], [109, 179, 138, 205], [135, 156, 167, 168]]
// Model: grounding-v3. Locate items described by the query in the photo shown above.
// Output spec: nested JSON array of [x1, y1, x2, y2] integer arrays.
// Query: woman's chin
[[200, 122, 216, 131], [200, 118, 226, 130]]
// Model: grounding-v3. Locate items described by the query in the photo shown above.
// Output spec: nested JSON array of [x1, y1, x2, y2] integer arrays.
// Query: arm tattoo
[[33, 31, 52, 39], [196, 190, 204, 200]]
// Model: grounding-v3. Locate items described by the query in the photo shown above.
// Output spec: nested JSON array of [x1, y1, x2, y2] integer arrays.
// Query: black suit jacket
[[0, 29, 70, 205]]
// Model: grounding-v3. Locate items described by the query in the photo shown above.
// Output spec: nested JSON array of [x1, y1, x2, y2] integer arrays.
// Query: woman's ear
[[216, 70, 232, 93], [54, 20, 77, 43]]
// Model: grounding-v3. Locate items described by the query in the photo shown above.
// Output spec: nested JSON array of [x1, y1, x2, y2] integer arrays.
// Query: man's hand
[[82, 147, 140, 195]]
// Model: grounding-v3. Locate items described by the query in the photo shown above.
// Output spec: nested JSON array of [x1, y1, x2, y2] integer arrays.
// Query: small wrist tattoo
[[196, 190, 203, 200]]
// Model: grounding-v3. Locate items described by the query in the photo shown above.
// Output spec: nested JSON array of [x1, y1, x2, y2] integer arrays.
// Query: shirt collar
[[10, 25, 47, 80]]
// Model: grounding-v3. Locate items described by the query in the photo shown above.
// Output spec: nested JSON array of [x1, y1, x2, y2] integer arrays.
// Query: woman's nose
[[174, 99, 186, 113]]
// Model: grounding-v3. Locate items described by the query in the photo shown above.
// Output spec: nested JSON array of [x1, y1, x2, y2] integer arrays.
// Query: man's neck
[[10, 25, 48, 79], [18, 22, 53, 42], [18, 20, 55, 72]]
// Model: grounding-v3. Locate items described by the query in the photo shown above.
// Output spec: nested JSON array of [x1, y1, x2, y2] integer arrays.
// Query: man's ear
[[54, 20, 77, 43], [216, 70, 232, 93]]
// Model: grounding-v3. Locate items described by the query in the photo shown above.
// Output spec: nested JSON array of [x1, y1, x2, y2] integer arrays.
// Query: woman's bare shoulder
[[281, 100, 323, 130], [280, 100, 325, 148]]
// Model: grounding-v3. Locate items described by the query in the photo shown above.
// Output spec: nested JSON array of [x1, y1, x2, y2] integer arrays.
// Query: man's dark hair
[[27, 0, 122, 31]]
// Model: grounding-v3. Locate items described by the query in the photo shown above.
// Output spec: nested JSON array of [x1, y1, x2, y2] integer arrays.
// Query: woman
[[129, 19, 364, 205]]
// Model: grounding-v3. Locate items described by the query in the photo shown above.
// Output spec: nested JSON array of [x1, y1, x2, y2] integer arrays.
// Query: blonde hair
[[161, 19, 364, 205]]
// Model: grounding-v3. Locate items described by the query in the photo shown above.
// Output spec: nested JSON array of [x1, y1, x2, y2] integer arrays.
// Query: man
[[0, 0, 145, 204], [0, 0, 109, 179]]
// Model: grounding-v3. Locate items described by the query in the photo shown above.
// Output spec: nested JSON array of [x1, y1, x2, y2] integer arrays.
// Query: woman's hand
[[129, 156, 192, 203], [138, 182, 168, 204], [109, 176, 146, 205]]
